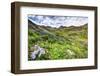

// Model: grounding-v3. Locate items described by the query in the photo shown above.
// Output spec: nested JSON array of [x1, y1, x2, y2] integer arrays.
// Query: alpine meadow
[[28, 15, 88, 61]]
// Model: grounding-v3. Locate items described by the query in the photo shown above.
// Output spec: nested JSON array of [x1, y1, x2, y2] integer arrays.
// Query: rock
[[31, 45, 45, 60]]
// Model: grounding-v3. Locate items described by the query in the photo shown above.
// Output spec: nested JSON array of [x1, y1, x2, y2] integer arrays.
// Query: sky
[[28, 15, 88, 28]]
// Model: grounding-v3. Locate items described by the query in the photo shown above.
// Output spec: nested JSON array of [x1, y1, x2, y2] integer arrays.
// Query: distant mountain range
[[28, 19, 87, 32]]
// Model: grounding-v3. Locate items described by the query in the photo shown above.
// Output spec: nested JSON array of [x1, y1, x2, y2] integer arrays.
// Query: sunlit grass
[[28, 24, 88, 60]]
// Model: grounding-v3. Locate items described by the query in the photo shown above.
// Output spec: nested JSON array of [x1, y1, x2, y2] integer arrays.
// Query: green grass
[[28, 23, 88, 60]]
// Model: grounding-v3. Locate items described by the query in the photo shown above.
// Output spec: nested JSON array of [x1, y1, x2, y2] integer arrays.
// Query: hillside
[[28, 20, 88, 60]]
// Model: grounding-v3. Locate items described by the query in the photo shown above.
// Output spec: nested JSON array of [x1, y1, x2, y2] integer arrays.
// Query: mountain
[[28, 19, 87, 34], [28, 20, 59, 37], [28, 19, 88, 60]]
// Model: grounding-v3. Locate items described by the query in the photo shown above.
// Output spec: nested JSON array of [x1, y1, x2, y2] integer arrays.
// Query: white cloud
[[28, 15, 88, 28]]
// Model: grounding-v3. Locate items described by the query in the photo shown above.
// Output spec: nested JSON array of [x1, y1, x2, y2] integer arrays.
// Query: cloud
[[28, 15, 88, 28]]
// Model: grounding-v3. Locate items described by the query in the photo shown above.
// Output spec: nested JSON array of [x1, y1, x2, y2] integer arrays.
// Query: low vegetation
[[28, 20, 88, 60]]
